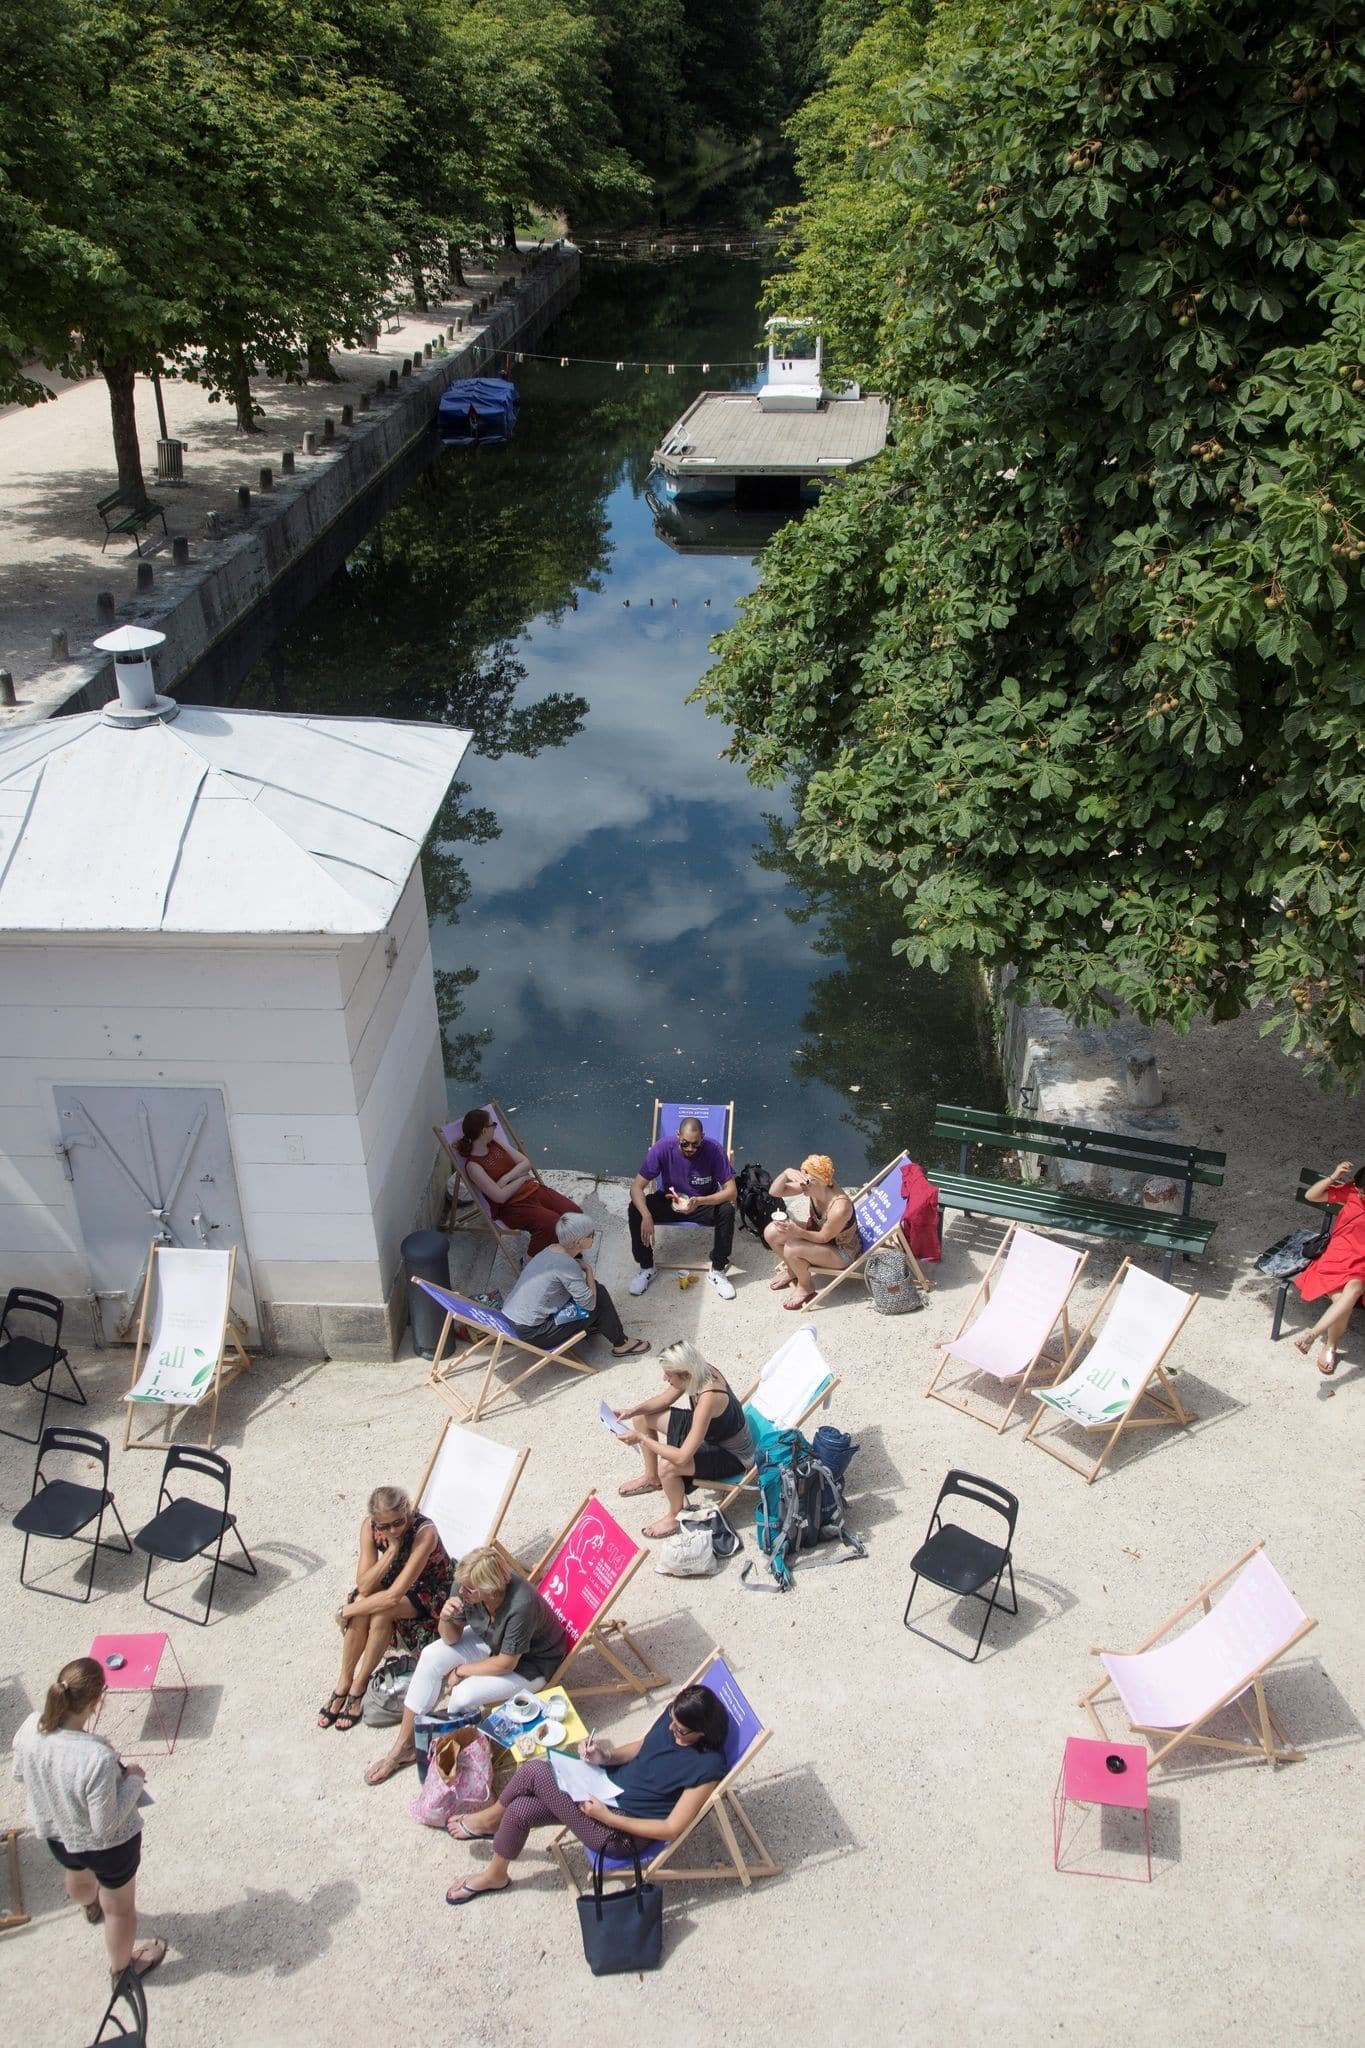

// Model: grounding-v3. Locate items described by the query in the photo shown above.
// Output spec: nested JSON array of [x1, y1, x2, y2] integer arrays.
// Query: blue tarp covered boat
[[436, 376, 520, 447]]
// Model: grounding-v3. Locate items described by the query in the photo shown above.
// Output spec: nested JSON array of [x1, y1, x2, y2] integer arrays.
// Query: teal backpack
[[744, 1428, 865, 1593]]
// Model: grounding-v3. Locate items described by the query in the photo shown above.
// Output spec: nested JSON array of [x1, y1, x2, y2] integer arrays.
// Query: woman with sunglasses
[[444, 1684, 730, 1904], [454, 1107, 583, 1256], [319, 1486, 450, 1733], [364, 1544, 569, 1787]]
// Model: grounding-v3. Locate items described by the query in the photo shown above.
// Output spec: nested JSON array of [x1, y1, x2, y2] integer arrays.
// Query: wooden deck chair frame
[[434, 1098, 529, 1276], [1079, 1541, 1318, 1768], [549, 1648, 780, 1891], [2, 1825, 29, 1932], [124, 1242, 250, 1453], [426, 1298, 594, 1426], [414, 1415, 529, 1567], [807, 1149, 933, 1309], [1023, 1259, 1199, 1484], [647, 1098, 737, 1273], [533, 1492, 666, 1700], [693, 1367, 843, 1514], [925, 1223, 1086, 1433]]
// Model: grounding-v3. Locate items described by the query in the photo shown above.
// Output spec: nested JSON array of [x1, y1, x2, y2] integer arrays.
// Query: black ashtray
[[1104, 1753, 1127, 1775]]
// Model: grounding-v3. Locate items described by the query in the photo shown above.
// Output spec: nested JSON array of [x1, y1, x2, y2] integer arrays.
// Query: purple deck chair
[[417, 1278, 595, 1424]]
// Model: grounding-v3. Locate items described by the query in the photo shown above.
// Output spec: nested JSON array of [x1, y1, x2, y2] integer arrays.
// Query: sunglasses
[[678, 1137, 702, 1151]]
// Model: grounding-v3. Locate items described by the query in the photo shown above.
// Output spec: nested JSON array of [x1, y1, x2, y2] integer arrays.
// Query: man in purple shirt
[[628, 1116, 737, 1300]]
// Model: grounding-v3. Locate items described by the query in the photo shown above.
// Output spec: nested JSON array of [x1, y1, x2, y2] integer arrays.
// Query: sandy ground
[[1, 1007, 1363, 2046], [0, 254, 525, 717]]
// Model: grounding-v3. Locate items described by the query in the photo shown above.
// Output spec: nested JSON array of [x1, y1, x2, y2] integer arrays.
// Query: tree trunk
[[230, 345, 258, 432], [306, 336, 341, 382], [501, 202, 517, 251], [408, 247, 428, 310], [100, 357, 145, 502], [448, 240, 467, 288]]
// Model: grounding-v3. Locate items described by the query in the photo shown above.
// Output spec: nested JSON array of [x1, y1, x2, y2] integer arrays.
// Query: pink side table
[[1053, 1735, 1151, 1883], [89, 1633, 188, 1757]]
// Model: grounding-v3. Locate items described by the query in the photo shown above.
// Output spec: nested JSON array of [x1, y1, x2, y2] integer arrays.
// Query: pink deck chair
[[435, 1099, 529, 1275], [532, 1493, 666, 1699], [1080, 1543, 1317, 1768], [925, 1224, 1086, 1432]]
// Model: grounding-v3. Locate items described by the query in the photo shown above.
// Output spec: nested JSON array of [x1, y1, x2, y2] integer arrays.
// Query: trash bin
[[156, 437, 186, 484], [403, 1228, 452, 1357]]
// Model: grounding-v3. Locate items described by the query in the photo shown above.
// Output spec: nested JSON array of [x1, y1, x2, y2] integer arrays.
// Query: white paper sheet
[[548, 1752, 622, 1803], [598, 1399, 632, 1440]]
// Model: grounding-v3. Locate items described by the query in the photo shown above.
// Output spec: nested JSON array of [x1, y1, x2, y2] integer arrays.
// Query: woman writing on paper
[[443, 1683, 730, 1904], [319, 1486, 450, 1732]]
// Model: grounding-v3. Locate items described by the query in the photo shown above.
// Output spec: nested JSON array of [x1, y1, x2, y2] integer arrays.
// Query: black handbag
[[576, 1844, 663, 1976]]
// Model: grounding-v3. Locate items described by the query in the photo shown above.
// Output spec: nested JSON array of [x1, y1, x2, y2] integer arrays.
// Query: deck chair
[[2, 1825, 28, 1932], [808, 1149, 933, 1308], [1080, 1542, 1317, 1769], [646, 1098, 737, 1271], [124, 1245, 250, 1453], [415, 1416, 528, 1566], [533, 1493, 665, 1699], [925, 1224, 1086, 1432], [551, 1648, 780, 1891], [418, 1278, 594, 1424], [1024, 1260, 1198, 1483], [435, 1099, 529, 1275], [695, 1323, 840, 1513]]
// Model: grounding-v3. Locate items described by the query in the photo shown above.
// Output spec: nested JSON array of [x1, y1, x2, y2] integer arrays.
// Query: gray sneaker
[[629, 1268, 656, 1296]]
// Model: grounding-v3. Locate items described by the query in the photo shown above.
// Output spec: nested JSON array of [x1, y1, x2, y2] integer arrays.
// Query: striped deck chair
[[435, 1099, 529, 1275], [808, 1150, 934, 1308], [693, 1323, 840, 1513], [925, 1223, 1086, 1432], [550, 1649, 779, 1890], [1080, 1543, 1317, 1768], [417, 1279, 594, 1425], [1024, 1261, 1199, 1483], [646, 1098, 737, 1272], [534, 1493, 665, 1699]]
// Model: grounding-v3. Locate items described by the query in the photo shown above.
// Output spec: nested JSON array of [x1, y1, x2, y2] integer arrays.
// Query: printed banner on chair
[[126, 1248, 231, 1407], [537, 1499, 638, 1644]]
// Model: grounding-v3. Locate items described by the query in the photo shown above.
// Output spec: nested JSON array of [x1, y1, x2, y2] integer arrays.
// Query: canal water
[[239, 252, 1000, 1182]]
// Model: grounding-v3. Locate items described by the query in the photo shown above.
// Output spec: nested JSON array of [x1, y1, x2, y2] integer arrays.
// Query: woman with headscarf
[[763, 1154, 861, 1310]]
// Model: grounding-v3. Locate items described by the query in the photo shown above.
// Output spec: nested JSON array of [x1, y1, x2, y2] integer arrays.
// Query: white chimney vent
[[93, 624, 179, 727]]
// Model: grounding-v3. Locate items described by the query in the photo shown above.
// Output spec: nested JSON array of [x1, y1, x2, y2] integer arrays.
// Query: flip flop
[[121, 1938, 166, 1980], [1294, 1334, 1316, 1356], [333, 1693, 366, 1733], [784, 1293, 817, 1311], [1318, 1350, 1338, 1376], [363, 1750, 415, 1785], [769, 1274, 794, 1291], [446, 1880, 510, 1906], [446, 1817, 495, 1840], [641, 1518, 680, 1540], [612, 1338, 650, 1357], [317, 1691, 347, 1728], [83, 1902, 104, 1924], [618, 1476, 662, 1497]]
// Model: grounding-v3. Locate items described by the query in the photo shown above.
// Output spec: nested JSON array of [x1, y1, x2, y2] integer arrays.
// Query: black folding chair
[[902, 1469, 1018, 1663], [133, 1445, 256, 1626], [88, 1960, 148, 2043], [0, 1288, 85, 1446], [13, 1427, 131, 1603]]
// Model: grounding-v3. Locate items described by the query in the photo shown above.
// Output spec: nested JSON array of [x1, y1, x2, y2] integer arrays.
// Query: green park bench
[[928, 1102, 1225, 1282], [95, 488, 169, 555]]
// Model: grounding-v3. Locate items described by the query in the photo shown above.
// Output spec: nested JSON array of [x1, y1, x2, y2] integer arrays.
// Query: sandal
[[120, 1938, 166, 1980], [333, 1693, 366, 1733], [641, 1517, 680, 1540], [446, 1816, 495, 1840], [612, 1338, 650, 1357], [317, 1691, 347, 1728], [783, 1292, 817, 1311], [769, 1270, 793, 1291], [1294, 1333, 1316, 1357], [1318, 1349, 1338, 1376], [446, 1879, 510, 1905], [83, 1902, 104, 1924], [363, 1749, 415, 1785], [618, 1476, 662, 1497]]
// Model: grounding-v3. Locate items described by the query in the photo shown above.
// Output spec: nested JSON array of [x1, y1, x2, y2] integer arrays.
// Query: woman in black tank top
[[613, 1340, 755, 1539]]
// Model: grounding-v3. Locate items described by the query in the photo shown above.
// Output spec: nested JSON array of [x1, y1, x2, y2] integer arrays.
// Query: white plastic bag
[[655, 1511, 719, 1579]]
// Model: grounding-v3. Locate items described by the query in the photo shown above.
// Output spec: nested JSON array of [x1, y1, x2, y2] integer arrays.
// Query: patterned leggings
[[493, 1759, 638, 1862]]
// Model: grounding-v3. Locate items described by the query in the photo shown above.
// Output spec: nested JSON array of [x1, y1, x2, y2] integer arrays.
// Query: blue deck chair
[[417, 1279, 595, 1424], [647, 1099, 737, 1271], [808, 1149, 934, 1308]]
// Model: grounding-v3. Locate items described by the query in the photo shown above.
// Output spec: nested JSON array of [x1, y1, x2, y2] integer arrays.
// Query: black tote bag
[[576, 1844, 663, 1976]]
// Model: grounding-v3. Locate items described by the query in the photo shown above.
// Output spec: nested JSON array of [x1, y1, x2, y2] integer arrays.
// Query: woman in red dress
[[1293, 1160, 1365, 1375], [455, 1107, 583, 1256]]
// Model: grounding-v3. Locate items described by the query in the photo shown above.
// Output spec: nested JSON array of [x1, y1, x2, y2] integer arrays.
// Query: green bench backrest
[[932, 1102, 1226, 1185]]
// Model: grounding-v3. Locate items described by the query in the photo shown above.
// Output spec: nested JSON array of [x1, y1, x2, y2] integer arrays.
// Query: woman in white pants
[[365, 1545, 569, 1785]]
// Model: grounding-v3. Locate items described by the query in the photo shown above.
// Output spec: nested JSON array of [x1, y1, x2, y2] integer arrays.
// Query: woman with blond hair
[[763, 1154, 860, 1310], [320, 1484, 450, 1733], [365, 1544, 569, 1785], [614, 1339, 753, 1539], [10, 1657, 165, 1979]]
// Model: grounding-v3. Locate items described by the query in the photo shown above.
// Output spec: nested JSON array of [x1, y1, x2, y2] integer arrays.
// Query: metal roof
[[0, 709, 472, 936]]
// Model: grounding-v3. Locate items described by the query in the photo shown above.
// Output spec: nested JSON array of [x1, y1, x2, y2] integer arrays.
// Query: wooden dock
[[651, 390, 890, 484]]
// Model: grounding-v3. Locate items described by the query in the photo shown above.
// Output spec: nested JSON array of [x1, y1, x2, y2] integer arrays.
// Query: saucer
[[504, 1696, 542, 1724], [535, 1722, 567, 1748]]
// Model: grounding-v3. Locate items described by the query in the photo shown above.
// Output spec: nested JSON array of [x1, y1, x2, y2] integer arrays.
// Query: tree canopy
[[702, 0, 1365, 1085]]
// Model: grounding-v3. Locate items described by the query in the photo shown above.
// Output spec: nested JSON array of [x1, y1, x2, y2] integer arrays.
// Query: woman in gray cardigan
[[11, 1656, 165, 1979]]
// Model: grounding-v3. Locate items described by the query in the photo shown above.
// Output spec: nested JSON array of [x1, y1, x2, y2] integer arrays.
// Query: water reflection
[[240, 254, 1001, 1180]]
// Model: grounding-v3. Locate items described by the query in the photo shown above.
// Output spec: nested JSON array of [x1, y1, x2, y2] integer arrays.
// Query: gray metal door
[[53, 1085, 259, 1344]]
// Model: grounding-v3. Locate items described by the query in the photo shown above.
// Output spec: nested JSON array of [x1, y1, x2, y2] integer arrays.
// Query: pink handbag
[[409, 1731, 493, 1829]]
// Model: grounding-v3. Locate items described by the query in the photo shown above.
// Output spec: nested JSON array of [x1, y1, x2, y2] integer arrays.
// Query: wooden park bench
[[95, 488, 168, 554], [928, 1102, 1225, 1282]]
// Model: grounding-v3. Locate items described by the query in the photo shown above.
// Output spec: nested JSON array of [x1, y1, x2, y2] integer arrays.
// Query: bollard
[[136, 562, 153, 591], [205, 510, 220, 536], [375, 376, 386, 396], [388, 369, 398, 388], [50, 629, 69, 660], [358, 393, 370, 413], [322, 416, 335, 442], [172, 536, 190, 565], [0, 669, 16, 708], [237, 485, 251, 515], [259, 465, 274, 490], [282, 449, 295, 474], [303, 431, 317, 454], [341, 403, 353, 425], [423, 342, 432, 360], [446, 324, 454, 340], [96, 591, 116, 620], [401, 358, 412, 377], [456, 316, 463, 332]]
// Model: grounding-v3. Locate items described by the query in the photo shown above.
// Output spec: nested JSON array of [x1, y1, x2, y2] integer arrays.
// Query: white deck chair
[[925, 1224, 1086, 1431], [1024, 1260, 1198, 1483], [414, 1417, 528, 1566], [693, 1324, 840, 1513], [1080, 1543, 1317, 1768], [124, 1244, 250, 1452], [435, 1099, 530, 1275]]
